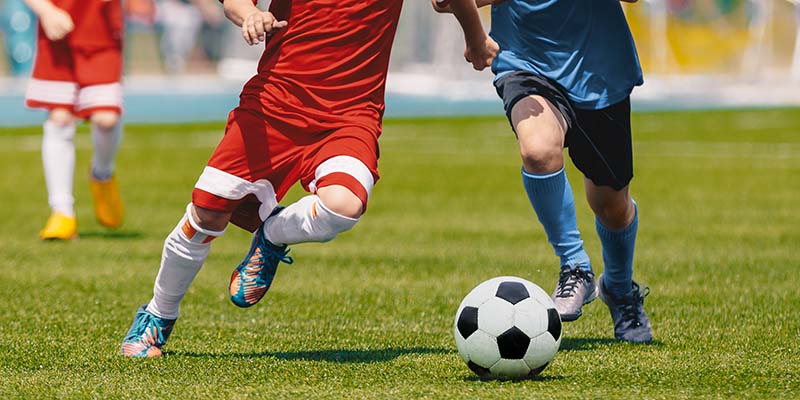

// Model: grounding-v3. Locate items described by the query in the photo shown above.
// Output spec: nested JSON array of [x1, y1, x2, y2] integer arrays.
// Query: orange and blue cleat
[[229, 208, 293, 308], [120, 305, 176, 358]]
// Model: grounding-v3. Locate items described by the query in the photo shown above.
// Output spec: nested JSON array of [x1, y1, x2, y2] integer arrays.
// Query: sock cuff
[[521, 167, 567, 194], [43, 120, 77, 137], [181, 203, 226, 243], [145, 302, 178, 320], [595, 203, 638, 242], [90, 120, 122, 134]]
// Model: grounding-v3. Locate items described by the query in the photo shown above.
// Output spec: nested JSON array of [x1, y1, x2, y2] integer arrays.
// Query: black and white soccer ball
[[454, 276, 562, 379]]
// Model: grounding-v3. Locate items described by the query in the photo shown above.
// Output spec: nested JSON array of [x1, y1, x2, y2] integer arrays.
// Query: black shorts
[[494, 71, 633, 190]]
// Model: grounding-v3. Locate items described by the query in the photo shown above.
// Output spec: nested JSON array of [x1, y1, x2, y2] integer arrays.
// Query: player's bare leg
[[512, 95, 596, 321], [121, 204, 228, 358], [89, 110, 125, 228], [40, 108, 78, 240], [229, 184, 362, 308], [585, 180, 651, 343]]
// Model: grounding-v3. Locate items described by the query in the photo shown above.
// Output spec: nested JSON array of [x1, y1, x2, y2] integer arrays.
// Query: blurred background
[[0, 0, 799, 125]]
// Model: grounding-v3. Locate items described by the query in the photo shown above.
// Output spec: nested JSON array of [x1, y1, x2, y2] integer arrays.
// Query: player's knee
[[90, 111, 120, 131], [314, 198, 360, 242], [519, 144, 563, 174], [190, 204, 232, 232], [48, 108, 76, 127], [587, 188, 634, 229], [316, 185, 364, 219]]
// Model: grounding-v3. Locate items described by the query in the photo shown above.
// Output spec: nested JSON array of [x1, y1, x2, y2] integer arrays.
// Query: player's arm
[[23, 0, 74, 41], [220, 0, 288, 45], [440, 0, 499, 71]]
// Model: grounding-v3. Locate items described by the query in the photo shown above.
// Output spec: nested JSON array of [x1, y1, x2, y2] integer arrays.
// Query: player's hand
[[39, 5, 74, 41], [241, 11, 288, 46], [464, 35, 498, 71]]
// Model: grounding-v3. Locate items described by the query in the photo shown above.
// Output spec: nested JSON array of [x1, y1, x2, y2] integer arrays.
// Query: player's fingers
[[262, 18, 273, 35], [242, 21, 254, 45], [253, 14, 267, 39], [248, 19, 260, 44], [251, 17, 264, 42], [64, 17, 75, 32], [273, 20, 288, 30], [52, 26, 68, 40]]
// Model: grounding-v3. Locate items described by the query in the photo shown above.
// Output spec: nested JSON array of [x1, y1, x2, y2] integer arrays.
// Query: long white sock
[[264, 195, 359, 245], [42, 121, 76, 216], [90, 121, 123, 180], [146, 204, 225, 319]]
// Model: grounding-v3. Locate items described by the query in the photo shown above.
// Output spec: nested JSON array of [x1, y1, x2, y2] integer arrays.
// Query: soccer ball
[[453, 276, 562, 379]]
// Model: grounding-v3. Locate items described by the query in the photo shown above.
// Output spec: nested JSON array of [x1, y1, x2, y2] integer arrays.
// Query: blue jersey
[[490, 0, 643, 110]]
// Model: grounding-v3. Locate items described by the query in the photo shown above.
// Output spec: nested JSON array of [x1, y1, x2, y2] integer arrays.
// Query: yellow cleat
[[39, 212, 77, 240], [90, 175, 124, 229]]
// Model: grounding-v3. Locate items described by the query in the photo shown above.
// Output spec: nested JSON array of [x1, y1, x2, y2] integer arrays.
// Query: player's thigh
[[494, 71, 573, 171], [193, 109, 299, 229], [511, 95, 568, 158], [73, 48, 123, 118], [567, 97, 633, 191], [25, 36, 78, 113], [301, 127, 379, 215]]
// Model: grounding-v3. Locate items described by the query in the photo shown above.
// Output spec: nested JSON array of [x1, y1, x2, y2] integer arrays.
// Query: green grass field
[[1, 109, 798, 399]]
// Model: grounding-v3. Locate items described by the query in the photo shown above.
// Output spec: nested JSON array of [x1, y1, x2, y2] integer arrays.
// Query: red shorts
[[25, 32, 123, 118], [192, 107, 380, 226]]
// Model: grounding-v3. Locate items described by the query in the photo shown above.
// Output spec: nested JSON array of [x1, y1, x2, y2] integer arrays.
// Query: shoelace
[[135, 313, 168, 345], [618, 285, 650, 327], [250, 246, 294, 282], [264, 247, 294, 269], [555, 267, 590, 298]]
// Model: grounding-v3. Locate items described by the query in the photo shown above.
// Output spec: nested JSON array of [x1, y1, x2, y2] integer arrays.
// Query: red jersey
[[48, 0, 123, 50], [239, 0, 403, 135]]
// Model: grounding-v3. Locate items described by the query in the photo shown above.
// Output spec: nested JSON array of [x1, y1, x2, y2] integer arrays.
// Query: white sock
[[264, 195, 359, 245], [146, 204, 225, 319], [42, 121, 76, 216], [90, 121, 122, 180]]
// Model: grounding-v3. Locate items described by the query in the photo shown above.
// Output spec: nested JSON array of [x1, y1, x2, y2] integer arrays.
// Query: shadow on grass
[[560, 337, 664, 351], [78, 230, 143, 240], [171, 346, 453, 363], [463, 374, 564, 383]]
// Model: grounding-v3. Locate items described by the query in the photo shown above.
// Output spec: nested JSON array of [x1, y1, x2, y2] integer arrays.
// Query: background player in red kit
[[24, 0, 125, 240], [120, 0, 496, 358]]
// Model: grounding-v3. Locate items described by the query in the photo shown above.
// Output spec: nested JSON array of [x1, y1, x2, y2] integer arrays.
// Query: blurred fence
[[0, 0, 799, 126]]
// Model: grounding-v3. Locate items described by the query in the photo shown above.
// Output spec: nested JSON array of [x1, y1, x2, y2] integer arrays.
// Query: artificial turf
[[0, 109, 798, 399]]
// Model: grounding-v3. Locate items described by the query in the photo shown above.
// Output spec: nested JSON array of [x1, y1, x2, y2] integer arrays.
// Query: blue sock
[[521, 167, 591, 270], [596, 202, 638, 298]]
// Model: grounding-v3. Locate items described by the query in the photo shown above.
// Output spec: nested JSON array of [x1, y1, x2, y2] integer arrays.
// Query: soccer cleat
[[597, 274, 653, 343], [90, 174, 124, 228], [551, 265, 598, 322], [39, 212, 77, 240], [229, 208, 293, 308], [120, 305, 176, 358]]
